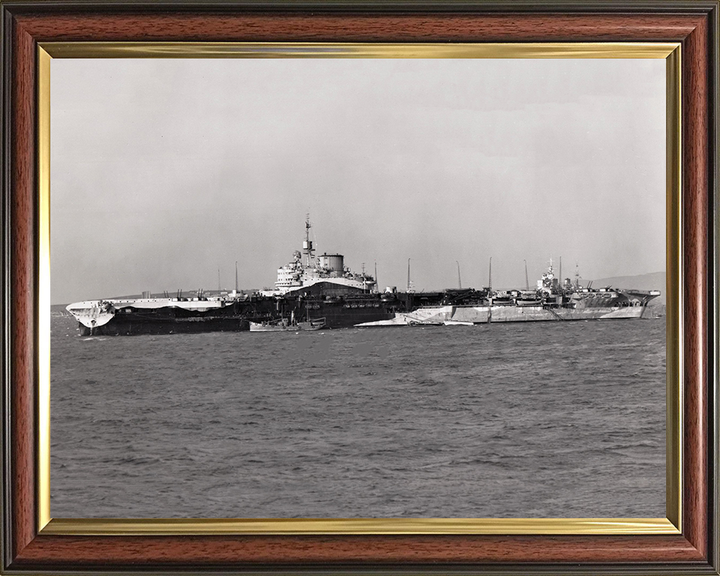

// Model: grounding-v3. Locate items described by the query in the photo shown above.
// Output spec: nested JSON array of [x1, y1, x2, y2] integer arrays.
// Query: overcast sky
[[50, 57, 665, 304]]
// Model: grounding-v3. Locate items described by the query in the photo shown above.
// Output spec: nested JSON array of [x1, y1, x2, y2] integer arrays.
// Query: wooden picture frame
[[1, 1, 717, 573]]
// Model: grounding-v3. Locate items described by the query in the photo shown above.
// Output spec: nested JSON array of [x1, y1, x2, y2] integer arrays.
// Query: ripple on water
[[50, 314, 666, 519]]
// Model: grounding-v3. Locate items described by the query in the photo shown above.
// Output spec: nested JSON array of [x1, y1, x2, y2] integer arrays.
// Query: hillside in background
[[591, 271, 666, 306]]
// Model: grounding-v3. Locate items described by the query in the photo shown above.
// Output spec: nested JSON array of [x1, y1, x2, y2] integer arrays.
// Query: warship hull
[[69, 293, 400, 336], [77, 313, 250, 336], [356, 302, 649, 327]]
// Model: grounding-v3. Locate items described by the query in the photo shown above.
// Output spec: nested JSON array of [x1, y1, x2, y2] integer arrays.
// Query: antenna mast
[[559, 256, 562, 285], [302, 213, 314, 267], [575, 262, 581, 290]]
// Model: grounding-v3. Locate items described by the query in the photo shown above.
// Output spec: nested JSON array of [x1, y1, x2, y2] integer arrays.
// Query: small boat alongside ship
[[249, 314, 326, 332], [65, 217, 661, 336]]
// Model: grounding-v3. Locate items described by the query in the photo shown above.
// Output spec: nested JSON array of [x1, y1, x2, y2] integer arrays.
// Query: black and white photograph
[[50, 55, 667, 519]]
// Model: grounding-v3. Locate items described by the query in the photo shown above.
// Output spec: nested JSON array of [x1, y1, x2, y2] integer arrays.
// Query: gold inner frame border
[[36, 41, 682, 536]]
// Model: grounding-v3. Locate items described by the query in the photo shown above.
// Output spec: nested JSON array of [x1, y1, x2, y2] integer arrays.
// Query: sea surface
[[50, 313, 666, 519]]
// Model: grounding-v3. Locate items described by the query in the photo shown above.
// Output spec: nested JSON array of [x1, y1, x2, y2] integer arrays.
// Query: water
[[50, 313, 666, 519]]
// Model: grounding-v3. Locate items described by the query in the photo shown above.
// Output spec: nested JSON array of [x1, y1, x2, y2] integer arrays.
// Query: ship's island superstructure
[[263, 217, 376, 296], [66, 218, 661, 336]]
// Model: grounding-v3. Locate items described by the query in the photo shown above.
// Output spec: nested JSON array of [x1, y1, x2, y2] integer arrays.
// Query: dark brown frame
[[1, 1, 717, 574]]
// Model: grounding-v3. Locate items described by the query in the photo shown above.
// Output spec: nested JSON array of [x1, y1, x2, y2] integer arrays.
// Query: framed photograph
[[1, 1, 717, 574]]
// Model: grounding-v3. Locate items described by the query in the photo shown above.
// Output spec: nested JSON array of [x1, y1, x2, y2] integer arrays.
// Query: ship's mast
[[575, 262, 581, 290], [559, 256, 562, 286], [488, 257, 492, 291], [407, 258, 414, 293], [456, 260, 462, 289], [302, 213, 315, 267], [524, 259, 529, 291]]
